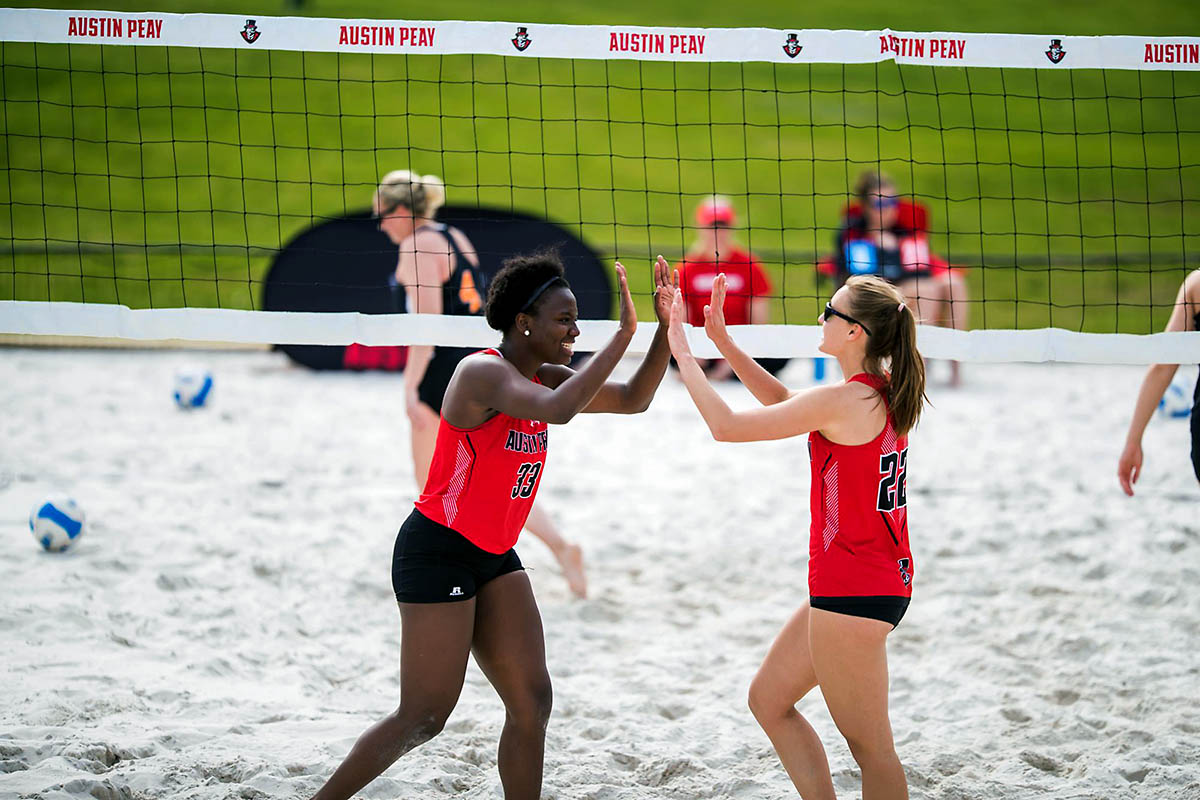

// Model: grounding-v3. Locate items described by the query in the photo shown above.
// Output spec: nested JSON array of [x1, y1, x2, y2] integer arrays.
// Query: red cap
[[695, 196, 737, 227]]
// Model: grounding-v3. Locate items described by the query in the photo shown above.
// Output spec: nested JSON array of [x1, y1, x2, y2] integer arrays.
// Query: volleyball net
[[1, 9, 1198, 363]]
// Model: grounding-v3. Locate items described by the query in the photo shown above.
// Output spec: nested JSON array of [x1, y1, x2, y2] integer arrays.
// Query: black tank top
[[413, 223, 484, 412], [422, 222, 483, 318]]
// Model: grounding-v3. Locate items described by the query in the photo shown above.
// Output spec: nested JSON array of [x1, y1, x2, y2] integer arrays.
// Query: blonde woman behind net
[[667, 273, 927, 799], [375, 170, 587, 597]]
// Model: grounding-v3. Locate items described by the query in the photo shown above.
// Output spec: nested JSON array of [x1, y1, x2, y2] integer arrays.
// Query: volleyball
[[173, 366, 214, 410], [29, 495, 86, 552], [1158, 378, 1193, 419]]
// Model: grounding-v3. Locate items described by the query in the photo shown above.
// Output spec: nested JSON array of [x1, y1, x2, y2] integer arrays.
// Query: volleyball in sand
[[173, 366, 214, 410], [29, 494, 86, 553]]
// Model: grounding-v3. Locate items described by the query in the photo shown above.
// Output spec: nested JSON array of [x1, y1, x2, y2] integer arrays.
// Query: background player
[[674, 195, 781, 379], [666, 272, 926, 800], [829, 170, 968, 385], [309, 252, 677, 800], [375, 170, 588, 597], [1118, 268, 1200, 494]]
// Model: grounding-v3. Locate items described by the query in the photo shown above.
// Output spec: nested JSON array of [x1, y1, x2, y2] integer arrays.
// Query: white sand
[[1, 347, 1198, 800]]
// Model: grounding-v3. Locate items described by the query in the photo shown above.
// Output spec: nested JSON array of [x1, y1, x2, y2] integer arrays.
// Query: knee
[[506, 676, 554, 730], [747, 676, 797, 725], [392, 705, 450, 746], [842, 732, 897, 768]]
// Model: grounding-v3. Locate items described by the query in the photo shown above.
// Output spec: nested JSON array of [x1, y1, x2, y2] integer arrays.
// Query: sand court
[[1, 348, 1198, 799]]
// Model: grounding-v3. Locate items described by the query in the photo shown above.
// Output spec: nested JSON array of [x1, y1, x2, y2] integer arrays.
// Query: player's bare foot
[[557, 543, 587, 599]]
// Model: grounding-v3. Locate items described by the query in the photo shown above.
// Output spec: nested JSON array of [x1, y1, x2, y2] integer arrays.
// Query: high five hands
[[652, 255, 678, 327], [668, 271, 730, 359]]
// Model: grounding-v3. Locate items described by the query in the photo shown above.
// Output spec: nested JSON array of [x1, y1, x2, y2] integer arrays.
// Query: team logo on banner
[[512, 26, 532, 51], [240, 19, 261, 44], [782, 33, 803, 58], [1045, 38, 1066, 63]]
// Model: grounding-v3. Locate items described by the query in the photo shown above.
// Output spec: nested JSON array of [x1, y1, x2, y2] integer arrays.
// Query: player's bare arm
[[538, 255, 676, 414], [703, 272, 792, 406], [443, 264, 637, 426]]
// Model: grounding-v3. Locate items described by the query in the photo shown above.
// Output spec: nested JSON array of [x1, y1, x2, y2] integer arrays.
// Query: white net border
[[3, 301, 1197, 364]]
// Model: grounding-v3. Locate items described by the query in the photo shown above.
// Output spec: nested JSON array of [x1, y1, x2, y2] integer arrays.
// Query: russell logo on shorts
[[449, 586, 464, 597]]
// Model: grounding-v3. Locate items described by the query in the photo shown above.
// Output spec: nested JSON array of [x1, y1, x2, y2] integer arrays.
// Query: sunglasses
[[822, 302, 872, 335], [374, 201, 402, 219]]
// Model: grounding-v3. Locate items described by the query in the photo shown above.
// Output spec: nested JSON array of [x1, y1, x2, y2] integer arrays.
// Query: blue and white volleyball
[[1158, 378, 1193, 419], [173, 366, 214, 410], [29, 495, 86, 552]]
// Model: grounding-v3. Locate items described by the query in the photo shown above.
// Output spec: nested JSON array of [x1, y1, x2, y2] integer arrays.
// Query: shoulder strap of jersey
[[847, 371, 888, 394], [479, 349, 538, 384], [422, 222, 478, 275]]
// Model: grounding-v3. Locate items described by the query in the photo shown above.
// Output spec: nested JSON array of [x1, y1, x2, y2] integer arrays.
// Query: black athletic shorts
[[392, 509, 524, 603], [810, 595, 910, 628], [417, 346, 477, 414]]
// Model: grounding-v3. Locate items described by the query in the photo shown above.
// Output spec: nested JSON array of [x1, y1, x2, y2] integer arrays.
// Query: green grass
[[2, 0, 1198, 333]]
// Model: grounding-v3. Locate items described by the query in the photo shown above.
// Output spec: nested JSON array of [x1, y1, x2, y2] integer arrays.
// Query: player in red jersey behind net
[[667, 272, 927, 800], [674, 195, 781, 380], [309, 251, 676, 800]]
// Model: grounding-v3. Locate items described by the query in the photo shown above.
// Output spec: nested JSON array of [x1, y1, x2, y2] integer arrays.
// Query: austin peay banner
[[8, 10, 1196, 70], [261, 207, 612, 371]]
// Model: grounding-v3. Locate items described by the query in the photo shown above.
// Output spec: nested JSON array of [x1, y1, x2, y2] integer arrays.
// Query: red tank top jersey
[[807, 373, 913, 598], [414, 349, 548, 554]]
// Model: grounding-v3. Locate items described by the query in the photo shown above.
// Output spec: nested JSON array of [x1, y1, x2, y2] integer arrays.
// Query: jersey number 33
[[511, 462, 543, 499]]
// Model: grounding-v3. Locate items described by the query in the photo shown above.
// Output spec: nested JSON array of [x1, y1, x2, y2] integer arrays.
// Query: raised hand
[[614, 261, 637, 336], [651, 255, 678, 326], [667, 288, 692, 358], [703, 272, 730, 345]]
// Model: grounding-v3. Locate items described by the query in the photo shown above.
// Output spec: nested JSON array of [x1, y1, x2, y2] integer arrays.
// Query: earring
[[523, 329, 531, 337]]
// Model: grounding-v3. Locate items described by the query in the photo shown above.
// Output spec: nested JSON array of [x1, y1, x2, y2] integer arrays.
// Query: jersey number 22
[[877, 448, 908, 512]]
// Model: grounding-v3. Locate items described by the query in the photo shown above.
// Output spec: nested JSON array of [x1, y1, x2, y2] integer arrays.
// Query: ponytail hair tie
[[897, 302, 905, 313]]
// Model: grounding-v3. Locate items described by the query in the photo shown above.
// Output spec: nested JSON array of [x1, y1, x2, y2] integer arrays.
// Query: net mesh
[[1, 12, 1198, 360]]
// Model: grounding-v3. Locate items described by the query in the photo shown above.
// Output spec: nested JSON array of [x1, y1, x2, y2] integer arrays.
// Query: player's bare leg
[[523, 503, 587, 599], [939, 271, 969, 387], [471, 571, 553, 799], [809, 608, 908, 800], [409, 398, 441, 489], [309, 600, 475, 800], [748, 602, 837, 800], [901, 275, 962, 388]]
